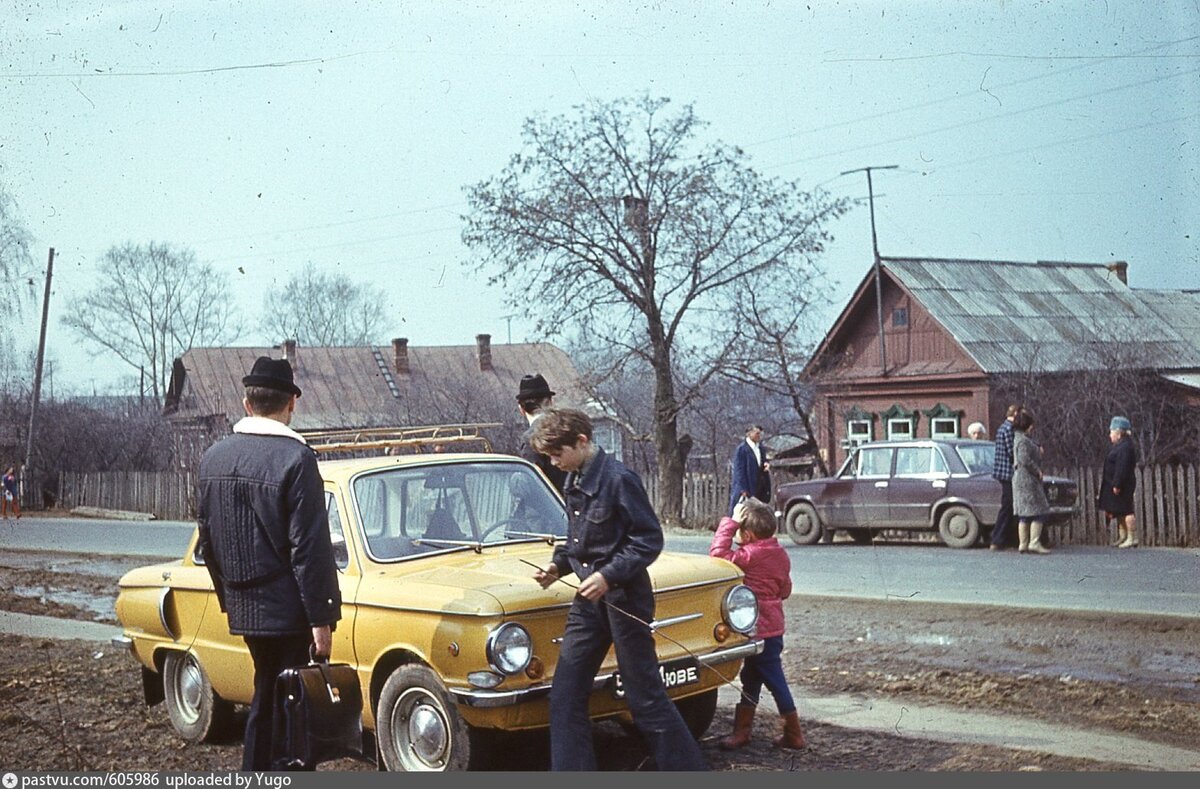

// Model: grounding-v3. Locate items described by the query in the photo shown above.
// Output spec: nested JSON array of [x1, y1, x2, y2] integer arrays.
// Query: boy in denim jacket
[[709, 498, 806, 750]]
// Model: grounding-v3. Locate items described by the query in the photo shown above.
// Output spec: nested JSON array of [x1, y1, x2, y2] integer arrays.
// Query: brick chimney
[[476, 333, 493, 372], [282, 338, 297, 362], [1106, 261, 1128, 285], [392, 338, 409, 375]]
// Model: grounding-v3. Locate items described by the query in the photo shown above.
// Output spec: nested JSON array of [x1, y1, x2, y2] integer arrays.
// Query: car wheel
[[784, 503, 823, 546], [377, 664, 487, 771], [937, 505, 980, 549], [674, 688, 718, 739], [846, 528, 873, 544], [162, 650, 234, 743]]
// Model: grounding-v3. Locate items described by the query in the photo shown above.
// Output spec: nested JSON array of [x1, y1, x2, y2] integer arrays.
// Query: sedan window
[[894, 446, 950, 478], [856, 447, 893, 478], [956, 443, 995, 475]]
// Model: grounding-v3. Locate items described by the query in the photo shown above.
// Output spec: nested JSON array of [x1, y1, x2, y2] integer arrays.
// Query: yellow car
[[114, 439, 761, 771]]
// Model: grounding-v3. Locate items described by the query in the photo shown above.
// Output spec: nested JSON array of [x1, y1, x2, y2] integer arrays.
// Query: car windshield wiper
[[502, 530, 564, 544], [412, 538, 481, 553]]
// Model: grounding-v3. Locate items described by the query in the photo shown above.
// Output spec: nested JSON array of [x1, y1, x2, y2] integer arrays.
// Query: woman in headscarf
[[1012, 408, 1051, 554], [1098, 416, 1139, 548]]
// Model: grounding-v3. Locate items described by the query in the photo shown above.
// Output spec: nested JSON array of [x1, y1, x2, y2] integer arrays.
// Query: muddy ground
[[1, 548, 1197, 771]]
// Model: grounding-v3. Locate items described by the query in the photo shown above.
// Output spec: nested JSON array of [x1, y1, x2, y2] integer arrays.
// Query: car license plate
[[611, 658, 700, 699]]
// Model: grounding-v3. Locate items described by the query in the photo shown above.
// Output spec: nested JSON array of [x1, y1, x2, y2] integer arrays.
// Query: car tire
[[784, 503, 823, 546], [937, 505, 981, 549], [162, 650, 235, 744], [674, 688, 718, 739], [377, 664, 487, 771]]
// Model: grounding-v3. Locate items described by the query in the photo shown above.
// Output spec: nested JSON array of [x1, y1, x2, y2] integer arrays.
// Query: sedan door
[[887, 445, 951, 528], [848, 446, 894, 527]]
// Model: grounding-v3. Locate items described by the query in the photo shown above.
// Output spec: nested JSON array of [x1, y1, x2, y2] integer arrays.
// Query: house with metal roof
[[806, 257, 1200, 467], [163, 333, 622, 467]]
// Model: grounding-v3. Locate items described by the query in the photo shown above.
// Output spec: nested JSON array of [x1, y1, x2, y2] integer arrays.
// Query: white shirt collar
[[745, 437, 761, 462], [233, 415, 308, 445]]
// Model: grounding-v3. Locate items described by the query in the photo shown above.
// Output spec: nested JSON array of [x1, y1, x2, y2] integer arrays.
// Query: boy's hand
[[577, 571, 610, 601], [533, 563, 560, 589], [732, 501, 748, 524]]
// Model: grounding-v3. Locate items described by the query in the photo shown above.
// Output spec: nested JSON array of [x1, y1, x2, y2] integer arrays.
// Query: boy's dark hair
[[530, 408, 593, 453], [1013, 408, 1035, 431], [244, 385, 294, 416], [518, 395, 553, 416], [740, 498, 778, 538]]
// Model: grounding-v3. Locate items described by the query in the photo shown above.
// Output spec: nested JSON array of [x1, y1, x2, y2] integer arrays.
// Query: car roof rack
[[300, 423, 503, 455]]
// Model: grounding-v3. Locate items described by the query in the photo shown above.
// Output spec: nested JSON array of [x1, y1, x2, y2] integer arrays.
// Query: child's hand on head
[[732, 501, 748, 524]]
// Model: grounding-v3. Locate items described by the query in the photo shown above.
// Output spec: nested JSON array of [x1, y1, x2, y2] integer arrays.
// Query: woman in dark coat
[[1012, 409, 1051, 554], [1099, 416, 1138, 548]]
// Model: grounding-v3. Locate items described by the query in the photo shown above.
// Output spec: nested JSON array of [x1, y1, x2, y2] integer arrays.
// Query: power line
[[0, 49, 388, 79]]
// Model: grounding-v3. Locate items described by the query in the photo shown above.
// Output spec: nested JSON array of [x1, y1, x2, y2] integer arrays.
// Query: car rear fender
[[930, 497, 977, 529], [368, 648, 428, 728]]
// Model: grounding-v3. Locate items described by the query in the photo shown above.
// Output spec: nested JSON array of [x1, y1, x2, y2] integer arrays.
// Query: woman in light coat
[[1012, 409, 1051, 554]]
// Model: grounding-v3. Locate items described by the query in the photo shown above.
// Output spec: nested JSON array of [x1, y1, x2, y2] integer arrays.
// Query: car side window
[[894, 447, 949, 478], [857, 447, 893, 478], [326, 491, 349, 570]]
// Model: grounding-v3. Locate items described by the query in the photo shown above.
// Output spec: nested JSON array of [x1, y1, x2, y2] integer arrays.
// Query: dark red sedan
[[774, 439, 1078, 548]]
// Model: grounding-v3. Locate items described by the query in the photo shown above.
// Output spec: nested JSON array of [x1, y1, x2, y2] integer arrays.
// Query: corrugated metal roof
[[167, 341, 592, 431], [883, 258, 1200, 374]]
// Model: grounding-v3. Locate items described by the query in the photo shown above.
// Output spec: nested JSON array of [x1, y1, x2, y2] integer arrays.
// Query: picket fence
[[57, 465, 1199, 546]]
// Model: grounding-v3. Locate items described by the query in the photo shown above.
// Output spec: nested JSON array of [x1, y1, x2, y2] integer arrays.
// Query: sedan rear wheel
[[377, 664, 487, 771], [162, 650, 234, 743], [784, 503, 823, 546], [938, 505, 981, 549]]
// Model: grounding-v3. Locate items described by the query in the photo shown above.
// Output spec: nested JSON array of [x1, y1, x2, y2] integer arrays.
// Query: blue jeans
[[739, 635, 795, 714], [549, 581, 708, 771]]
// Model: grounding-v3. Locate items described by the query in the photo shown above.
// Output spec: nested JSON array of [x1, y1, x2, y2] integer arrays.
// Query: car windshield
[[352, 461, 568, 560], [956, 442, 995, 475]]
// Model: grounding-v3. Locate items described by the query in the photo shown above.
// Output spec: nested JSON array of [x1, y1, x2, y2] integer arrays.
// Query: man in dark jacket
[[989, 404, 1020, 551], [729, 424, 770, 514], [530, 408, 708, 771], [516, 373, 568, 493], [197, 356, 342, 771]]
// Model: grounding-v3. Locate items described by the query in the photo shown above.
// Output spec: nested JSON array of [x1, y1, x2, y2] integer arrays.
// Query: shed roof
[[165, 340, 593, 431], [826, 257, 1200, 375]]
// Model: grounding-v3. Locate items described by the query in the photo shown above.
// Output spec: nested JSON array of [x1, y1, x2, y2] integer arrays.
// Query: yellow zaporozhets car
[[113, 431, 762, 771]]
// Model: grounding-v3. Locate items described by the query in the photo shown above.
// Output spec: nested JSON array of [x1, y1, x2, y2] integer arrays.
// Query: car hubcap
[[392, 689, 449, 769], [177, 657, 203, 723], [947, 515, 970, 538]]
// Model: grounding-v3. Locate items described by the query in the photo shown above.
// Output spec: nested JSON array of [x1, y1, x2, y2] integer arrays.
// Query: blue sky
[[3, 0, 1198, 394]]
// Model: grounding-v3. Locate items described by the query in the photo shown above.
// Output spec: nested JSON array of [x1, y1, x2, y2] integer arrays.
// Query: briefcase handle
[[309, 643, 330, 665]]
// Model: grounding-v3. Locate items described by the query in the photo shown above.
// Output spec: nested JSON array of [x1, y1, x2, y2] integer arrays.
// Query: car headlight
[[485, 622, 532, 675], [722, 584, 758, 635]]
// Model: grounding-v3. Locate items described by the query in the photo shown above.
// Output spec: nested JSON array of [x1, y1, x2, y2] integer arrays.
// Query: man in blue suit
[[729, 424, 771, 514]]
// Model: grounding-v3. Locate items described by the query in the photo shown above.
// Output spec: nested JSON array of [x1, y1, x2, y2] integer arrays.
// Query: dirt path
[[1, 549, 1197, 771]]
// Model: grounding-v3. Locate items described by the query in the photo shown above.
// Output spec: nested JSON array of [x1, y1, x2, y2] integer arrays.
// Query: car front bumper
[[449, 638, 765, 709]]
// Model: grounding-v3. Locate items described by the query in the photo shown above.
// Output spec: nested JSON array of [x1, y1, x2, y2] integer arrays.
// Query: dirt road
[[2, 548, 1197, 771]]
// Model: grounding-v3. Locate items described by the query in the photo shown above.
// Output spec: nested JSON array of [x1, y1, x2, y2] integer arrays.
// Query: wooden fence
[[646, 465, 1199, 547], [56, 464, 1199, 546], [58, 471, 196, 521]]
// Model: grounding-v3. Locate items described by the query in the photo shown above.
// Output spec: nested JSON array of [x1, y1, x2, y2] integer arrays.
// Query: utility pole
[[24, 247, 54, 507], [499, 314, 517, 344], [840, 165, 897, 377]]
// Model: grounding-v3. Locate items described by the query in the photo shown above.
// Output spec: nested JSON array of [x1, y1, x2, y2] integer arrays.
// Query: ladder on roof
[[300, 423, 502, 455]]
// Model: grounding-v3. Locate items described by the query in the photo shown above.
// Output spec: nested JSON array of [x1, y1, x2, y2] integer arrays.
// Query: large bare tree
[[463, 95, 847, 523], [260, 263, 389, 346], [62, 242, 241, 403], [0, 179, 35, 311]]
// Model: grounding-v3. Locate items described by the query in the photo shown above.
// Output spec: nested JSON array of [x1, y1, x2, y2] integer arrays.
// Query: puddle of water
[[11, 584, 115, 620], [859, 629, 957, 647]]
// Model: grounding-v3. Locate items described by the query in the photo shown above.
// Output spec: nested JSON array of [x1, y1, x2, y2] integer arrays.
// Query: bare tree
[[260, 263, 389, 346], [62, 242, 241, 404], [0, 179, 35, 309], [463, 95, 848, 524]]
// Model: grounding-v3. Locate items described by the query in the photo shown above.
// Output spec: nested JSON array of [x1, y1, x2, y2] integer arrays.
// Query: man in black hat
[[196, 356, 342, 771], [516, 373, 568, 493]]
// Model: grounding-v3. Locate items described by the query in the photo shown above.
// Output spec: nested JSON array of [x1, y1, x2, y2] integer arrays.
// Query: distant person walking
[[967, 422, 988, 440], [516, 373, 568, 493], [710, 498, 805, 752], [729, 424, 771, 515], [1, 465, 19, 520], [1012, 408, 1051, 555], [989, 405, 1020, 551], [1099, 416, 1139, 549]]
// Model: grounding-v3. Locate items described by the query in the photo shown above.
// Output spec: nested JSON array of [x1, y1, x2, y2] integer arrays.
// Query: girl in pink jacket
[[709, 498, 806, 750]]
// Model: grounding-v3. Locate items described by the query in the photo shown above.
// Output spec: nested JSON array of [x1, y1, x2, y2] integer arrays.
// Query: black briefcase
[[271, 657, 364, 770]]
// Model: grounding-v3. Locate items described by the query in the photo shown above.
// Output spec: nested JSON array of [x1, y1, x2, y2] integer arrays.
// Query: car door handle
[[932, 480, 947, 489], [874, 481, 888, 488]]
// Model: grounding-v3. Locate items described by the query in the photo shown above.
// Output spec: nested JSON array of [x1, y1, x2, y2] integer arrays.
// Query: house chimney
[[392, 337, 409, 375], [282, 339, 297, 362], [476, 333, 493, 372], [1106, 261, 1128, 285]]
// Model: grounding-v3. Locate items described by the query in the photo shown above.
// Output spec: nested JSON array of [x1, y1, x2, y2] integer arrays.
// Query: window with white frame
[[930, 417, 960, 439], [847, 420, 873, 444], [886, 418, 914, 441]]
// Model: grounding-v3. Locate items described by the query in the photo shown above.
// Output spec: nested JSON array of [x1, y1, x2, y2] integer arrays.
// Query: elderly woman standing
[[1099, 416, 1139, 548], [1012, 409, 1051, 554]]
